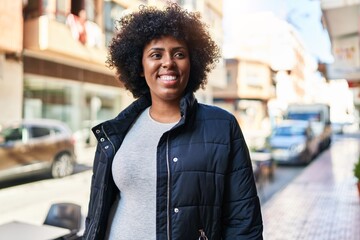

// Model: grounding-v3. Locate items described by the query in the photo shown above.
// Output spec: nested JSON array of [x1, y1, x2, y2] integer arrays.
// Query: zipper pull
[[198, 229, 208, 240]]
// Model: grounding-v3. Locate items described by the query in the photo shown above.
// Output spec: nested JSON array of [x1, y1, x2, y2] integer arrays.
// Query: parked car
[[267, 120, 321, 165], [0, 119, 76, 181], [285, 103, 332, 151]]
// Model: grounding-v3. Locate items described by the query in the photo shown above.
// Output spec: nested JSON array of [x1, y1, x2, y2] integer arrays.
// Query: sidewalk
[[261, 136, 360, 240], [75, 144, 96, 166]]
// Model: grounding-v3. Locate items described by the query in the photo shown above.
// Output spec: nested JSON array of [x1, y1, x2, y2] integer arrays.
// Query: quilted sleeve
[[222, 116, 263, 240]]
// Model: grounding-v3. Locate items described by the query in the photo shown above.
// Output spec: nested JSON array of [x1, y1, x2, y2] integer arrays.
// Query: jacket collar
[[179, 92, 197, 125], [92, 92, 197, 141]]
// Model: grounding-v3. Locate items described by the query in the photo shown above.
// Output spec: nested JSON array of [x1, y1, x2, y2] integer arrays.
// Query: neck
[[149, 102, 181, 123]]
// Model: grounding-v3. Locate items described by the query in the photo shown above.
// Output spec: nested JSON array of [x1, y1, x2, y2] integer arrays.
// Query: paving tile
[[261, 138, 360, 240]]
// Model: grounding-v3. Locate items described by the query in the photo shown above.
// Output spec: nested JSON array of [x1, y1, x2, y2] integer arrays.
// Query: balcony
[[214, 59, 275, 100], [24, 16, 108, 71], [321, 1, 360, 80]]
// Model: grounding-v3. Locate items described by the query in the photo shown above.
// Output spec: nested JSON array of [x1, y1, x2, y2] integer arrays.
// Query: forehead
[[144, 36, 188, 49]]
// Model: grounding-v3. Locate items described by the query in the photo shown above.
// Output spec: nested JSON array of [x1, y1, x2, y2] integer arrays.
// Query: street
[[0, 170, 92, 227], [0, 133, 355, 233], [257, 133, 358, 204], [0, 145, 95, 229], [261, 134, 360, 239], [0, 148, 307, 231], [258, 164, 305, 204]]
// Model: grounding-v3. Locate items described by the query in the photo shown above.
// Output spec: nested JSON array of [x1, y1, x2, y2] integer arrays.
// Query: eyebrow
[[147, 46, 187, 53]]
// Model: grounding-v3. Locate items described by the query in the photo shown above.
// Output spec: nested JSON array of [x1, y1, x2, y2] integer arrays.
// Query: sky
[[223, 0, 334, 64]]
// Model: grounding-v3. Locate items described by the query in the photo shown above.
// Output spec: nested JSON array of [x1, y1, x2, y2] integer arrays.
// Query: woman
[[83, 4, 263, 240]]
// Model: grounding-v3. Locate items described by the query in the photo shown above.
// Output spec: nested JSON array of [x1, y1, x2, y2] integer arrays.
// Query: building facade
[[21, 0, 141, 145], [0, 0, 226, 146], [214, 12, 319, 148], [0, 0, 23, 123], [321, 0, 360, 126], [321, 0, 360, 82]]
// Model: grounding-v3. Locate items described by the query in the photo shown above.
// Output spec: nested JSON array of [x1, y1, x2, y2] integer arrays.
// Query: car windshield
[[287, 112, 321, 122], [273, 126, 307, 137]]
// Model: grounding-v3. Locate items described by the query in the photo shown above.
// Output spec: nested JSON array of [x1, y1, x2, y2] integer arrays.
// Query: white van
[[285, 103, 332, 152]]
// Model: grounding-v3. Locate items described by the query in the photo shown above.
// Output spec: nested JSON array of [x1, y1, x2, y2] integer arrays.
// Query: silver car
[[0, 119, 77, 181], [268, 120, 321, 165]]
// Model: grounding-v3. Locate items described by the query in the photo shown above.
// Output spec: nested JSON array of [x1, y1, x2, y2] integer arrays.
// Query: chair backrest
[[44, 202, 82, 232]]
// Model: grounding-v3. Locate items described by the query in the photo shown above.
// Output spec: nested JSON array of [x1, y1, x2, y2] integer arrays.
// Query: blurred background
[[0, 0, 360, 239]]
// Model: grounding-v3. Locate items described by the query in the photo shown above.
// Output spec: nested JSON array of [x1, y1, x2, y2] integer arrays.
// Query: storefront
[[23, 74, 124, 145], [23, 55, 126, 146]]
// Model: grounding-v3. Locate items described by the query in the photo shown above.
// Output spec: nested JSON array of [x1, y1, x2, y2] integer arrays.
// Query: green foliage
[[354, 157, 360, 180]]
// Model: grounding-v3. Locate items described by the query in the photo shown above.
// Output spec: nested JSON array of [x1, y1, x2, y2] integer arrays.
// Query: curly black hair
[[106, 3, 221, 98]]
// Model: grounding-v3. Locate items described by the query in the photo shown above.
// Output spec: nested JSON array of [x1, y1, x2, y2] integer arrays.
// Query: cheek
[[183, 62, 191, 78], [143, 62, 158, 76], [184, 59, 190, 71]]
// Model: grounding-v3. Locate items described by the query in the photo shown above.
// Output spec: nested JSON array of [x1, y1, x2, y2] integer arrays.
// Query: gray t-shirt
[[106, 107, 177, 240]]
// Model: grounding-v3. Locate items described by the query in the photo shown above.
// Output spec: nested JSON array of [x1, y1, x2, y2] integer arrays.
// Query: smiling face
[[141, 36, 190, 106]]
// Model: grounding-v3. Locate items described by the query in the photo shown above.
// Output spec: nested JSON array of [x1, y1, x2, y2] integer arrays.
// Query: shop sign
[[327, 35, 360, 80]]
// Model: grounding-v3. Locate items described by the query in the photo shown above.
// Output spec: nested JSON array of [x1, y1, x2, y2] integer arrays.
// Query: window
[[24, 0, 41, 20], [69, 0, 95, 22], [85, 0, 95, 22], [273, 126, 306, 137], [53, 127, 62, 134], [71, 0, 85, 15], [226, 70, 232, 85], [1, 127, 23, 142], [104, 1, 126, 47], [31, 127, 51, 138], [56, 0, 68, 23], [287, 112, 322, 122], [24, 0, 71, 22]]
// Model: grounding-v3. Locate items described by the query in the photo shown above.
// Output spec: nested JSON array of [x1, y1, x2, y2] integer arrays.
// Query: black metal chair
[[44, 202, 82, 240]]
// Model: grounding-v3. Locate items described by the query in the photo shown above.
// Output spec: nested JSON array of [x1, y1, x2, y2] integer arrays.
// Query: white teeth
[[159, 75, 177, 81]]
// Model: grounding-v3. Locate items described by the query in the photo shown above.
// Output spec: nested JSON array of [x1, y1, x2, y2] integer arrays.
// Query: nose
[[161, 54, 175, 68]]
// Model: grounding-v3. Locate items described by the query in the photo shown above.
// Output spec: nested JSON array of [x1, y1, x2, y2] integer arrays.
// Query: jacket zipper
[[165, 130, 208, 240], [90, 125, 116, 238], [101, 125, 116, 154], [198, 229, 208, 240], [166, 133, 171, 240]]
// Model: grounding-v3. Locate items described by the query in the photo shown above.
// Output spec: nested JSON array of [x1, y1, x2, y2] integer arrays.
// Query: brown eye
[[174, 52, 185, 58], [150, 53, 162, 59]]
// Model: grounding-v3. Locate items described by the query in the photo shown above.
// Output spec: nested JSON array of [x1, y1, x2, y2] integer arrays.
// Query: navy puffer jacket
[[83, 93, 263, 240]]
